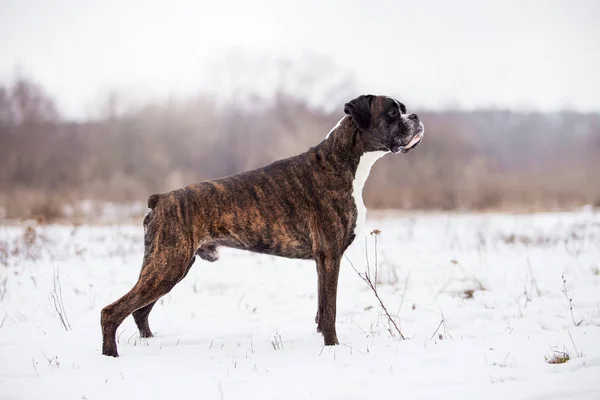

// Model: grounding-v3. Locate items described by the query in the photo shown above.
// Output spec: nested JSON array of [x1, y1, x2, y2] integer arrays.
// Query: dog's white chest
[[352, 151, 388, 238]]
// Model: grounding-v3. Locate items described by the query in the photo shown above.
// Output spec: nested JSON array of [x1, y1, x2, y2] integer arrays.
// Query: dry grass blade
[[50, 267, 71, 331], [561, 274, 582, 327], [271, 332, 284, 350]]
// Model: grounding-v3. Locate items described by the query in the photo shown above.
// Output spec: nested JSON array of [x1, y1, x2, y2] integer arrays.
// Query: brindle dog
[[101, 94, 424, 356]]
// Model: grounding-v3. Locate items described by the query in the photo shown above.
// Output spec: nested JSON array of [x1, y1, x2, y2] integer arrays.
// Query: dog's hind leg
[[131, 242, 218, 339], [131, 256, 197, 338], [101, 247, 193, 357], [132, 301, 156, 338]]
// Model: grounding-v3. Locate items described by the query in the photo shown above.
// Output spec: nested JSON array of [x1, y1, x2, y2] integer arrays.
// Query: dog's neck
[[316, 115, 388, 172]]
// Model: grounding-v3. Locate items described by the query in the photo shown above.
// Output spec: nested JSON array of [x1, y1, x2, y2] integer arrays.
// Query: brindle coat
[[101, 95, 423, 356]]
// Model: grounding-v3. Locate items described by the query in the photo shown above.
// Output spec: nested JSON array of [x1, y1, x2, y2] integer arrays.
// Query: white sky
[[1, 0, 599, 118]]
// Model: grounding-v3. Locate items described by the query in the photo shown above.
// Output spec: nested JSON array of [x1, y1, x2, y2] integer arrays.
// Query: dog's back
[[146, 150, 355, 261]]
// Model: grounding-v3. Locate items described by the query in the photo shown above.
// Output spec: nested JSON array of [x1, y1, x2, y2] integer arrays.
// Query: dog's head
[[344, 95, 424, 154]]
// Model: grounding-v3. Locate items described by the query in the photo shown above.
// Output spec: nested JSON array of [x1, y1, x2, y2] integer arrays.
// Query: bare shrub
[[29, 198, 65, 223], [10, 223, 49, 262], [1, 188, 67, 222], [0, 273, 7, 301], [0, 240, 8, 267], [500, 233, 558, 247], [348, 230, 406, 340]]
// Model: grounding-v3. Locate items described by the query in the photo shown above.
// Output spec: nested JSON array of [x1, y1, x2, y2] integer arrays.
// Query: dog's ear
[[344, 95, 374, 131]]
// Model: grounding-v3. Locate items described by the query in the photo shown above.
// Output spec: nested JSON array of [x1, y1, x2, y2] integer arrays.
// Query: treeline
[[1, 77, 599, 220]]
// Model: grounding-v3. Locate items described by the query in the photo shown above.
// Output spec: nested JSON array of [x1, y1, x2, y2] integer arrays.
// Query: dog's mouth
[[400, 132, 423, 153], [393, 123, 424, 154]]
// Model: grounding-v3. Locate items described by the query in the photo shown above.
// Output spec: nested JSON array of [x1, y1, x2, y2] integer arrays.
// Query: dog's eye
[[388, 108, 398, 118]]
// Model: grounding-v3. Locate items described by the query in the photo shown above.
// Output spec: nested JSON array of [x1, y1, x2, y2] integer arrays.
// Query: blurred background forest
[[1, 1, 599, 221], [1, 70, 599, 221]]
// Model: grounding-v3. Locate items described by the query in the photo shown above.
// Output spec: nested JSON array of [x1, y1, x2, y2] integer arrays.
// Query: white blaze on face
[[352, 150, 388, 237], [387, 96, 424, 150], [324, 115, 347, 140]]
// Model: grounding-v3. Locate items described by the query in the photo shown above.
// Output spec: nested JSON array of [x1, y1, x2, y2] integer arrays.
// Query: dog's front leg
[[315, 253, 341, 345]]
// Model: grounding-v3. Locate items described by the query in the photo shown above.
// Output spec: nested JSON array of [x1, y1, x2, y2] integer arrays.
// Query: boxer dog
[[101, 94, 424, 356]]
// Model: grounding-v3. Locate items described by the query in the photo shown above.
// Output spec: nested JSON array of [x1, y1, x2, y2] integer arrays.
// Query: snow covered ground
[[1, 209, 599, 399]]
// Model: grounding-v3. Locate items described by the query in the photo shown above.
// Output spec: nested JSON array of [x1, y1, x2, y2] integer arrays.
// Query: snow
[[1, 210, 600, 399]]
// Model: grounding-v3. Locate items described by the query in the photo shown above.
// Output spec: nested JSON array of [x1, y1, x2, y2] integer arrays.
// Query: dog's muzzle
[[396, 122, 424, 154]]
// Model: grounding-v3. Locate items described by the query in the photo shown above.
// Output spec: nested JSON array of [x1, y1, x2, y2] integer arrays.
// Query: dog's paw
[[102, 345, 119, 357], [323, 334, 339, 346]]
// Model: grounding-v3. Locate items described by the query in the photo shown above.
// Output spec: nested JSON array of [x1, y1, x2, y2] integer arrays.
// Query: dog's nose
[[408, 113, 419, 121]]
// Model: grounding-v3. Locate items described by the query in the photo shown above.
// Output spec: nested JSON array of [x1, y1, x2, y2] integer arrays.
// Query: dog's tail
[[144, 193, 164, 242], [147, 194, 162, 209]]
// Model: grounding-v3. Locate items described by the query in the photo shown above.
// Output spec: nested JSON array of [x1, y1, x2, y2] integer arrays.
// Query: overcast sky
[[1, 0, 599, 118]]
